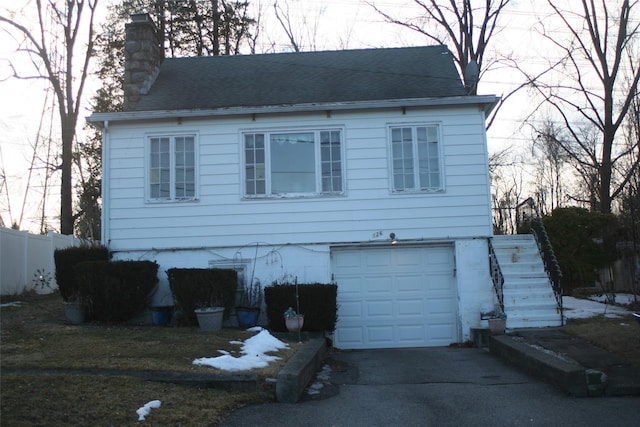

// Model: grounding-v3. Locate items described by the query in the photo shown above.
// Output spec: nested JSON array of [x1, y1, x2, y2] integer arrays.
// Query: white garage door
[[332, 245, 458, 349]]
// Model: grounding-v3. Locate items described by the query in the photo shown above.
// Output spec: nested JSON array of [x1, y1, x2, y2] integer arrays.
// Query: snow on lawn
[[563, 294, 636, 319], [193, 327, 289, 371], [136, 400, 161, 421], [0, 301, 24, 308]]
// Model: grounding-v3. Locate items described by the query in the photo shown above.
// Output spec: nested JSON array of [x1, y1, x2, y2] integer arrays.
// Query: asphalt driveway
[[221, 347, 640, 426]]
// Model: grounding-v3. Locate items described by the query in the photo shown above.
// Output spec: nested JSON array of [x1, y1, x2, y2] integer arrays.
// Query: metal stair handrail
[[516, 197, 564, 316], [488, 239, 505, 313]]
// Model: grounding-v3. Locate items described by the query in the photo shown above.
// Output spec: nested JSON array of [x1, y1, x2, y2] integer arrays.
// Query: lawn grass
[[563, 313, 640, 364], [1, 373, 262, 426], [0, 293, 301, 425]]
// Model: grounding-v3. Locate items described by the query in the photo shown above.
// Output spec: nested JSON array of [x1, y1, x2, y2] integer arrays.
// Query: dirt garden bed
[[0, 293, 302, 426]]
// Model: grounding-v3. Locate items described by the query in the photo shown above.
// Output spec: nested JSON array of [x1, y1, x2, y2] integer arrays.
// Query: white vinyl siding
[[148, 135, 197, 201], [243, 129, 343, 197], [391, 125, 442, 192], [104, 107, 492, 251]]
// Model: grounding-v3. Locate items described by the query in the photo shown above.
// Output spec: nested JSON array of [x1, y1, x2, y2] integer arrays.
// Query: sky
[[0, 0, 604, 233]]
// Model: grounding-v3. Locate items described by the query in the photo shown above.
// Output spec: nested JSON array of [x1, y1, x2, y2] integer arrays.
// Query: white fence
[[0, 227, 84, 295]]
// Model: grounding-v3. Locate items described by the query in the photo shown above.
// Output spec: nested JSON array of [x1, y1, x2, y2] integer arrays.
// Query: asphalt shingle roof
[[132, 45, 466, 112]]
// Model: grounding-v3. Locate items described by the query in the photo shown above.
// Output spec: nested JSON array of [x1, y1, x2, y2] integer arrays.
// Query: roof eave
[[87, 95, 500, 128]]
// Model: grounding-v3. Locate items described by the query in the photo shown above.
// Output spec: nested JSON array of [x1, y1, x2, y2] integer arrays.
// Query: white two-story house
[[89, 13, 508, 349]]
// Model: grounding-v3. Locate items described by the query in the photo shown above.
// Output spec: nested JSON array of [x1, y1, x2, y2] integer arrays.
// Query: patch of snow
[[192, 329, 288, 371], [0, 301, 24, 308], [587, 293, 638, 306], [136, 399, 161, 421], [307, 382, 324, 395], [526, 343, 572, 363], [306, 364, 332, 396], [562, 296, 631, 319]]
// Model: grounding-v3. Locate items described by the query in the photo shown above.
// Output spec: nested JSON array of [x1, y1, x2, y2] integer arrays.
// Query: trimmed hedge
[[54, 245, 110, 302], [265, 283, 338, 332], [167, 268, 237, 326], [75, 260, 159, 322]]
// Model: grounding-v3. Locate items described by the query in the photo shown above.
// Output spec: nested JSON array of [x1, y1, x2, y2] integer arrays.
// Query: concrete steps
[[491, 234, 562, 329]]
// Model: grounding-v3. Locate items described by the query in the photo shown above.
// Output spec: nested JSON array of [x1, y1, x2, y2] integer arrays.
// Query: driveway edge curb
[[489, 335, 589, 396], [276, 338, 327, 403]]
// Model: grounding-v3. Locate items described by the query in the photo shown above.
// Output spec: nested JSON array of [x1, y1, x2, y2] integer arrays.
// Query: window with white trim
[[148, 135, 196, 201], [390, 125, 442, 192], [244, 129, 343, 197]]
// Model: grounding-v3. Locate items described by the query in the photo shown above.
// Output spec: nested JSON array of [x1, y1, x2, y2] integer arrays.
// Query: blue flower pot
[[236, 307, 260, 328], [151, 306, 172, 326]]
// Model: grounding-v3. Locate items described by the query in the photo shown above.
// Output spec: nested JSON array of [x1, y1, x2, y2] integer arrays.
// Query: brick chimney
[[123, 13, 163, 110]]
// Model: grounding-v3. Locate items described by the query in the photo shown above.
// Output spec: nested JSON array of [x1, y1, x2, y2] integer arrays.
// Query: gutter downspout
[[101, 120, 110, 245]]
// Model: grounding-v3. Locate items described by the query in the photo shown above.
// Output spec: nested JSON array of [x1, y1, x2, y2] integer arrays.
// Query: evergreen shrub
[[265, 283, 338, 332], [54, 245, 110, 302], [75, 260, 158, 322], [167, 268, 237, 326]]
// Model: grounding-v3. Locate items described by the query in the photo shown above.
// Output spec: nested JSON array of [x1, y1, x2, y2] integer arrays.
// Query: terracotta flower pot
[[488, 317, 506, 335]]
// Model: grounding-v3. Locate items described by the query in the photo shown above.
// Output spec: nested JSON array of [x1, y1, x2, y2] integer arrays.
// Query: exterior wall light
[[389, 233, 397, 245]]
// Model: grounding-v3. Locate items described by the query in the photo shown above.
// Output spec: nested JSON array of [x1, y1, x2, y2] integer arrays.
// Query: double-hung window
[[148, 135, 197, 201], [244, 129, 343, 197], [390, 125, 442, 192]]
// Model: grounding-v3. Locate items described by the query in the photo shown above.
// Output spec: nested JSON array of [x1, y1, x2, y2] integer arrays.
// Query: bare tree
[[273, 0, 324, 52], [529, 117, 570, 214], [0, 0, 98, 235], [491, 166, 525, 235], [528, 0, 640, 214], [369, 0, 515, 127], [490, 149, 525, 234]]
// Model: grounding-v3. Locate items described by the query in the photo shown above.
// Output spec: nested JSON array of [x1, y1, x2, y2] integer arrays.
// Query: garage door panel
[[337, 277, 363, 296], [396, 298, 423, 316], [364, 251, 392, 268], [366, 300, 394, 318], [336, 327, 364, 346], [368, 276, 394, 294], [394, 250, 423, 267], [339, 300, 363, 319], [428, 323, 458, 342], [368, 326, 395, 344], [395, 274, 425, 292], [398, 324, 426, 342], [427, 273, 456, 291], [333, 245, 458, 349], [427, 297, 456, 314]]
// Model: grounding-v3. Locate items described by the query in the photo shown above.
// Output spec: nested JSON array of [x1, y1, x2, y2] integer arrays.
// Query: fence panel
[[0, 227, 83, 295]]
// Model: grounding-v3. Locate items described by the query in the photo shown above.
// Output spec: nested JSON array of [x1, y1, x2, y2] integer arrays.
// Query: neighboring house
[[89, 14, 555, 350]]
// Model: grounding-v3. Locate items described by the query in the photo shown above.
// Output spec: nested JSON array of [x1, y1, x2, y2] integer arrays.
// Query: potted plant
[[284, 307, 304, 332], [150, 291, 173, 326], [487, 304, 507, 335], [194, 297, 225, 332], [236, 279, 262, 328]]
